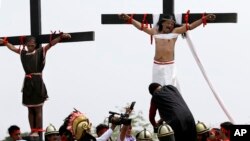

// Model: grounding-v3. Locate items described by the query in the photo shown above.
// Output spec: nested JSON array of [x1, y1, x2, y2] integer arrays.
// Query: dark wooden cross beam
[[0, 0, 94, 140], [0, 0, 94, 47], [101, 0, 238, 123], [101, 0, 237, 24]]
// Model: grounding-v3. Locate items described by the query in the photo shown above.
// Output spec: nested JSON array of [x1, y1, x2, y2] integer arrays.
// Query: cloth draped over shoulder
[[153, 33, 179, 39]]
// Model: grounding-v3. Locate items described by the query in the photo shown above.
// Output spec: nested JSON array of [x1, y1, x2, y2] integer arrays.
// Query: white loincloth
[[152, 60, 180, 90]]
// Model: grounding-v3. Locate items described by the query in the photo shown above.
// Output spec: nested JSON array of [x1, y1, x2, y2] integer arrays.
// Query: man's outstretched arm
[[44, 33, 71, 52], [0, 39, 20, 54], [174, 14, 216, 34], [119, 13, 156, 35]]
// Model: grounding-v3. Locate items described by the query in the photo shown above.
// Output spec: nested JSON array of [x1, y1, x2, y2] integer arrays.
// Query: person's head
[[126, 124, 133, 136], [157, 14, 177, 33], [120, 124, 133, 137], [157, 123, 175, 141], [59, 124, 74, 141], [196, 121, 210, 141], [8, 125, 22, 141], [220, 121, 233, 138], [45, 124, 59, 141], [96, 124, 109, 137], [208, 128, 222, 141], [157, 14, 186, 37], [25, 36, 37, 52], [61, 109, 93, 141], [148, 83, 162, 95], [136, 128, 153, 141]]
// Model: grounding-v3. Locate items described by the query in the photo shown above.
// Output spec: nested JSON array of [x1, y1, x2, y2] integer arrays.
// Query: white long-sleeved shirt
[[96, 128, 113, 141]]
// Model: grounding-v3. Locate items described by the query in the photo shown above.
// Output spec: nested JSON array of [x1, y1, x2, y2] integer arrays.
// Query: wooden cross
[[0, 0, 94, 47], [101, 0, 237, 123], [0, 0, 94, 140], [101, 0, 237, 24]]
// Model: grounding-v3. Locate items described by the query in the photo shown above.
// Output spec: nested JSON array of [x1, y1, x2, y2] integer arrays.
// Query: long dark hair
[[157, 14, 186, 38]]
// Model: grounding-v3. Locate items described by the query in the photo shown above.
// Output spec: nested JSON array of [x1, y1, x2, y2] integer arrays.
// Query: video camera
[[108, 101, 136, 126]]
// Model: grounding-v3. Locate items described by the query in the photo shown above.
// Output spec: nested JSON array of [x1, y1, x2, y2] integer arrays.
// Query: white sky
[[0, 0, 249, 139]]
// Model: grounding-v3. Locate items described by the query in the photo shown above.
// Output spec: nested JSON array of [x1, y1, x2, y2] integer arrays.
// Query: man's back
[[152, 85, 192, 119], [152, 85, 196, 141]]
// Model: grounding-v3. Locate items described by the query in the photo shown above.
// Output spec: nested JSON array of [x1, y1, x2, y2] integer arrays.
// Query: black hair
[[59, 124, 74, 141], [8, 125, 20, 135], [25, 36, 42, 49], [148, 83, 161, 95], [199, 132, 210, 141], [25, 36, 36, 44], [220, 121, 233, 130], [96, 124, 109, 134], [78, 132, 96, 141], [59, 111, 76, 141]]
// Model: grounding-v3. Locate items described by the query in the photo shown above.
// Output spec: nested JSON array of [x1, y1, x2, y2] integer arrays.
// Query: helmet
[[67, 110, 92, 140], [196, 121, 209, 135], [157, 123, 174, 137], [136, 128, 153, 141], [157, 123, 175, 141], [45, 124, 59, 136]]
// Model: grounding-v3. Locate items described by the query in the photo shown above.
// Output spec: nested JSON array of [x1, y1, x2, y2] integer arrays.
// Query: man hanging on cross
[[0, 33, 71, 136], [119, 13, 216, 89]]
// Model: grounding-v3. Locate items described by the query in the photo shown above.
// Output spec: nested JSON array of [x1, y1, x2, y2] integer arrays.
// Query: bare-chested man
[[119, 13, 216, 87]]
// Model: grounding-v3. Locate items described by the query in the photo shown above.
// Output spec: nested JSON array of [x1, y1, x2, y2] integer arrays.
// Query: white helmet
[[157, 123, 175, 141], [136, 128, 153, 141], [157, 123, 174, 137], [45, 124, 59, 136], [196, 121, 209, 135]]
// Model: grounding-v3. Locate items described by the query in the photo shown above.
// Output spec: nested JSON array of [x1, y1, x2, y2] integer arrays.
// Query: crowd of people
[[2, 8, 236, 141], [7, 118, 234, 141], [6, 83, 234, 141]]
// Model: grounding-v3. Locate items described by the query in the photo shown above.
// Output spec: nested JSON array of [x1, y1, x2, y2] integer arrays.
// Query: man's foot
[[29, 132, 39, 137]]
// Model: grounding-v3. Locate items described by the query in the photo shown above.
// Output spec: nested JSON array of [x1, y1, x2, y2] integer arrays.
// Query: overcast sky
[[0, 0, 249, 139]]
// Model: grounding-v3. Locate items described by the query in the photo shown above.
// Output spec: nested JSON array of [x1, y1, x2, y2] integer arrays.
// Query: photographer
[[118, 124, 136, 141], [96, 117, 118, 141], [96, 124, 109, 138], [116, 106, 136, 141]]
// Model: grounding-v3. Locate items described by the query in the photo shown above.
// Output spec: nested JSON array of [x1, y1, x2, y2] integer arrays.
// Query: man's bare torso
[[154, 34, 178, 62]]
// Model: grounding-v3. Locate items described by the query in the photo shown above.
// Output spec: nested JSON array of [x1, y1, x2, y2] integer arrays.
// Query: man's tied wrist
[[3, 40, 8, 45], [59, 35, 64, 41], [3, 37, 8, 45]]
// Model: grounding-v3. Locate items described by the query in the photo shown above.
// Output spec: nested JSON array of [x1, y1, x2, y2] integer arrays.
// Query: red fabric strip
[[185, 10, 190, 31]]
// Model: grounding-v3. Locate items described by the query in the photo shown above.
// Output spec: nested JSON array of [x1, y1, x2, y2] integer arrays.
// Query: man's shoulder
[[36, 47, 44, 51], [163, 85, 177, 89]]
